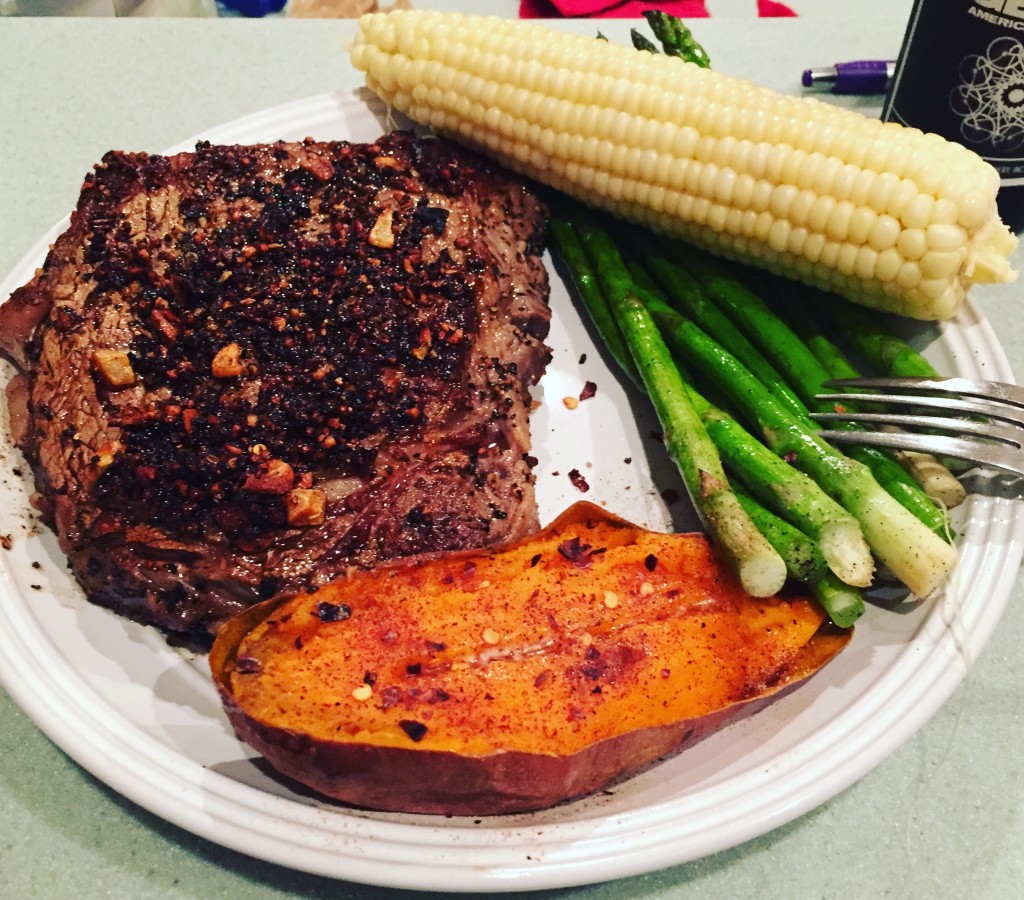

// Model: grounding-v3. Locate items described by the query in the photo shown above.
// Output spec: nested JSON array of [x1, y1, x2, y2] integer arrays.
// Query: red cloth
[[757, 0, 797, 14], [519, 1, 797, 17]]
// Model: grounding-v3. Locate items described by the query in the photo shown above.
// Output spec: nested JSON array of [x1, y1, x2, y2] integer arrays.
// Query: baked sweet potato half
[[211, 502, 850, 815]]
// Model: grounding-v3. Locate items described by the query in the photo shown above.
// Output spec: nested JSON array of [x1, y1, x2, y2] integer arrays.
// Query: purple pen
[[801, 60, 896, 95]]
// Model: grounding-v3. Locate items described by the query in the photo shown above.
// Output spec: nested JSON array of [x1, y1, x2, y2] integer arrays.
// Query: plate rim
[[0, 89, 1020, 892]]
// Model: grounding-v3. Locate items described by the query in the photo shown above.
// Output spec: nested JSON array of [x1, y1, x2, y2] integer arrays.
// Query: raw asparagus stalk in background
[[642, 10, 711, 67], [630, 28, 661, 55]]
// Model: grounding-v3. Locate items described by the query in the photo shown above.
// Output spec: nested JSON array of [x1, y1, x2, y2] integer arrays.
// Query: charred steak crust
[[1, 133, 551, 639]]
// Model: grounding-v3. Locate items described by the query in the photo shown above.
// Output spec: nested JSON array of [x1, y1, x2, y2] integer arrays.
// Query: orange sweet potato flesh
[[211, 501, 850, 815]]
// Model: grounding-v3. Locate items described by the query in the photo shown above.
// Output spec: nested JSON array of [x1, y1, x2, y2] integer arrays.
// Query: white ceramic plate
[[0, 92, 1021, 893]]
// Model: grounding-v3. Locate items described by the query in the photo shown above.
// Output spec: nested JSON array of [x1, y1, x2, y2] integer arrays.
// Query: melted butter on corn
[[351, 10, 1018, 320]]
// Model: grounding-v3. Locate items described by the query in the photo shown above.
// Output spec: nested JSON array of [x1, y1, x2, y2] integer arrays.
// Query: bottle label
[[884, 0, 1024, 185]]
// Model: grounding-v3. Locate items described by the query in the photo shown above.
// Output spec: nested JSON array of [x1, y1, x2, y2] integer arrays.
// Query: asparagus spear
[[630, 279, 874, 585], [630, 29, 661, 54], [648, 302, 958, 598], [807, 571, 866, 630], [551, 212, 869, 621], [621, 238, 809, 422], [549, 217, 641, 386], [827, 294, 940, 378], [615, 300, 788, 597], [643, 10, 711, 67], [566, 214, 787, 597]]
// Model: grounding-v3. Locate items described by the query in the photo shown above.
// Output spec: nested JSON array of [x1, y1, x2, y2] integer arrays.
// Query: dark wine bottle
[[883, 0, 1024, 230]]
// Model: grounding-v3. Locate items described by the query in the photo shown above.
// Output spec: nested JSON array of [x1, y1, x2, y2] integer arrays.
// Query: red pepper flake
[[578, 353, 587, 364], [363, 671, 377, 686], [398, 720, 428, 742], [568, 468, 590, 492], [235, 656, 262, 675], [579, 380, 597, 401], [558, 536, 595, 568], [644, 553, 658, 572], [784, 450, 798, 464], [406, 663, 422, 676], [534, 669, 553, 689], [833, 402, 848, 414], [530, 553, 542, 567]]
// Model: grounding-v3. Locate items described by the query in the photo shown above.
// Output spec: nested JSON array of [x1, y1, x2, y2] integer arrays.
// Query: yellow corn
[[351, 11, 1018, 320]]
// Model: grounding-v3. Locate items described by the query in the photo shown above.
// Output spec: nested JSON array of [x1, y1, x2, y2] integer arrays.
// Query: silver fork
[[812, 376, 1024, 477]]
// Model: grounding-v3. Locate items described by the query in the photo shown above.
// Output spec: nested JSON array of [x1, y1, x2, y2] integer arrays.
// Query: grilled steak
[[1, 132, 551, 641]]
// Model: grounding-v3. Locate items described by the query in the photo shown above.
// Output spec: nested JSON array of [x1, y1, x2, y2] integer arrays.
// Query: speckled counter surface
[[3, 8, 1024, 899]]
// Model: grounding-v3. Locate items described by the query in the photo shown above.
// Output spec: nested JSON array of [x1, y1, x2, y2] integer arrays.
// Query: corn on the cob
[[350, 11, 1018, 321]]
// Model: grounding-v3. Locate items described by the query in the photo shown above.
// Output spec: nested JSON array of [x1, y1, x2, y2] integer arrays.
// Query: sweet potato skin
[[211, 502, 850, 815]]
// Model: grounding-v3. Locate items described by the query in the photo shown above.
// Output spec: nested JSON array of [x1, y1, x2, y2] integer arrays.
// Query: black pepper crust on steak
[[0, 132, 551, 641]]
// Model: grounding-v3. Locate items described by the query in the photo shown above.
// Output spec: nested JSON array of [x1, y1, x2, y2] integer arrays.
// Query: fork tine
[[822, 376, 1024, 409], [815, 391, 1024, 425], [811, 411, 1024, 445], [815, 429, 1024, 477]]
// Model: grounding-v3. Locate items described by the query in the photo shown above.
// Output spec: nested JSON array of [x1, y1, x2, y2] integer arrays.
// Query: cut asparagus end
[[818, 519, 875, 588], [849, 489, 959, 598], [810, 571, 865, 629], [894, 448, 967, 510], [704, 490, 788, 598]]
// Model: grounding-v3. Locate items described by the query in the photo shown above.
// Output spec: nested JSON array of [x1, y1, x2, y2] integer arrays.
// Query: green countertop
[[3, 9, 1024, 899]]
